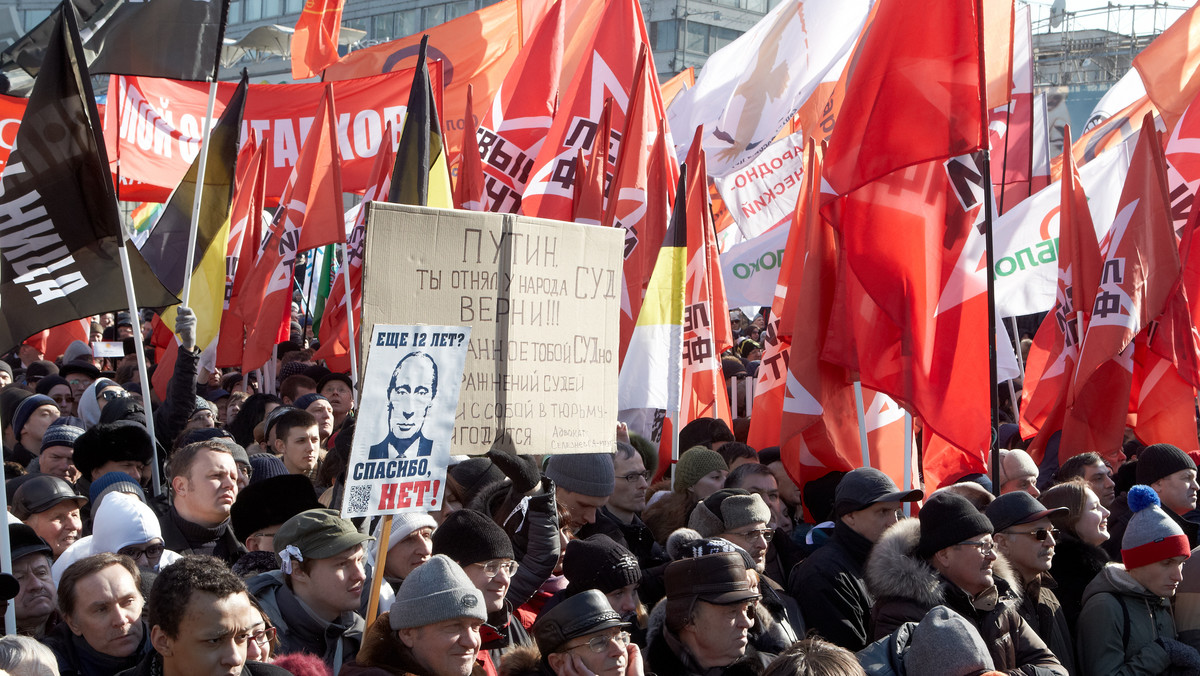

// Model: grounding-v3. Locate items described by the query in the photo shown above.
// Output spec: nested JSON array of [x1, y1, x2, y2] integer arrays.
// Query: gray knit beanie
[[904, 606, 995, 675], [546, 453, 615, 497], [390, 554, 487, 630], [688, 489, 771, 537]]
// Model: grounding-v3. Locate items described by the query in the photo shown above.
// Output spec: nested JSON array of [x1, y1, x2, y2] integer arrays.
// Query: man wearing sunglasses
[[866, 491, 1066, 675], [531, 589, 641, 676], [986, 491, 1075, 674]]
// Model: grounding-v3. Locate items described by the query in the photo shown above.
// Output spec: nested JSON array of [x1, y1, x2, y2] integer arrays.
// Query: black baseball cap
[[984, 492, 1069, 534], [834, 467, 923, 517]]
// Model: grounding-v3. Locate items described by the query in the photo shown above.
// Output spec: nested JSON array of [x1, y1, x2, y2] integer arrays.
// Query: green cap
[[274, 509, 372, 565]]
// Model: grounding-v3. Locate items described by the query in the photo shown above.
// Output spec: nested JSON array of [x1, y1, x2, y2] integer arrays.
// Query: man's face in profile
[[389, 355, 436, 441]]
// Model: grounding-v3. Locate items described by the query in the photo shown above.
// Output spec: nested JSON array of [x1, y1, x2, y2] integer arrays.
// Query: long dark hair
[[226, 393, 282, 447]]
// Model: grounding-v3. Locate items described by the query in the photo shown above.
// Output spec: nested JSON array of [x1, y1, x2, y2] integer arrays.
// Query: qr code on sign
[[346, 485, 372, 514]]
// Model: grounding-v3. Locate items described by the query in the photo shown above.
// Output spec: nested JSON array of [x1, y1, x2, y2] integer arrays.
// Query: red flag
[[236, 87, 345, 372], [521, 0, 656, 221], [823, 0, 984, 195], [1019, 126, 1104, 463], [680, 126, 732, 426], [30, 319, 91, 363], [605, 45, 677, 366], [454, 85, 486, 211], [572, 98, 613, 226], [475, 0, 564, 213], [216, 138, 268, 369], [149, 314, 180, 399], [312, 137, 395, 373], [1063, 118, 1181, 464], [1130, 331, 1199, 450], [291, 0, 345, 80], [1133, 2, 1200, 133], [294, 85, 346, 251]]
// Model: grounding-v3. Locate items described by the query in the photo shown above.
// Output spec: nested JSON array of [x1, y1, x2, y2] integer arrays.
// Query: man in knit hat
[[248, 508, 372, 670], [578, 442, 668, 573], [1078, 485, 1200, 674], [986, 491, 1075, 672], [39, 422, 83, 484], [432, 509, 527, 667], [997, 448, 1041, 497], [546, 453, 616, 533], [1105, 442, 1200, 560], [688, 489, 773, 572], [562, 535, 643, 619], [865, 491, 1065, 674], [342, 555, 488, 676], [789, 466, 922, 652], [363, 511, 438, 612], [9, 393, 59, 467], [645, 551, 769, 675], [530, 589, 639, 676]]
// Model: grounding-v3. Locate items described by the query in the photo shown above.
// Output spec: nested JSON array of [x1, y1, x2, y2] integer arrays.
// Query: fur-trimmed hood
[[498, 645, 550, 676], [864, 519, 1020, 606]]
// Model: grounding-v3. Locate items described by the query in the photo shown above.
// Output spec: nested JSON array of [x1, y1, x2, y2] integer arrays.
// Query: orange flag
[[572, 98, 613, 226], [216, 138, 268, 369], [294, 85, 345, 251], [1019, 126, 1104, 463], [680, 126, 733, 426], [1133, 3, 1200, 132], [1064, 117, 1181, 464], [291, 0, 345, 80], [454, 85, 486, 211]]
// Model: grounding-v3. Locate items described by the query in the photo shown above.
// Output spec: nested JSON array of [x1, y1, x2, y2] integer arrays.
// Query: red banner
[[102, 68, 441, 204], [0, 94, 26, 175]]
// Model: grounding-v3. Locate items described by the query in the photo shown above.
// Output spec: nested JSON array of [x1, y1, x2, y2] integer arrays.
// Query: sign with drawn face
[[342, 324, 470, 517]]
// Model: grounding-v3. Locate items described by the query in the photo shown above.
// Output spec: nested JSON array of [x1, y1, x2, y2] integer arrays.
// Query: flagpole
[[182, 80, 221, 307], [118, 241, 163, 497], [853, 381, 870, 468], [338, 242, 360, 388], [977, 0, 1001, 495], [903, 411, 913, 517]]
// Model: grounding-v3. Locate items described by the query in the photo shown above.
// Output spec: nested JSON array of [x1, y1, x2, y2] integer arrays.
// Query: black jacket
[[158, 506, 247, 566], [116, 653, 292, 676], [1047, 534, 1109, 635], [43, 620, 151, 676], [789, 519, 874, 651]]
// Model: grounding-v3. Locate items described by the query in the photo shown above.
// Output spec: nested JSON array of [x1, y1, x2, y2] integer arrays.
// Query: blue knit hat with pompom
[[1122, 485, 1191, 570]]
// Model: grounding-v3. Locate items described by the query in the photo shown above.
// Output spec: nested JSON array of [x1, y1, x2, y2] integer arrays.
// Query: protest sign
[[714, 131, 805, 249], [720, 223, 790, 309], [342, 323, 471, 518], [362, 204, 623, 456], [102, 67, 442, 204]]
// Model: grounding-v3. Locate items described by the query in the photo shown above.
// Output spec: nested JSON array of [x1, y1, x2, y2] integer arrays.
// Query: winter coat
[[789, 519, 875, 651], [644, 599, 773, 676], [1047, 533, 1109, 635], [1075, 563, 1178, 676], [864, 519, 1066, 676], [856, 621, 916, 676], [470, 477, 561, 609], [340, 611, 488, 676], [249, 570, 365, 671], [641, 492, 697, 545], [1012, 573, 1075, 675], [52, 492, 183, 584]]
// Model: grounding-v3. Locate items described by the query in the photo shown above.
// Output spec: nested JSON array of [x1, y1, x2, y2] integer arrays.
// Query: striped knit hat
[[1122, 485, 1191, 570]]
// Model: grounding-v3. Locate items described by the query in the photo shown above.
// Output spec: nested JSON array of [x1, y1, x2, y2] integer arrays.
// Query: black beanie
[[916, 492, 994, 559], [73, 421, 154, 481], [563, 534, 642, 596], [1136, 443, 1196, 486], [432, 509, 514, 567]]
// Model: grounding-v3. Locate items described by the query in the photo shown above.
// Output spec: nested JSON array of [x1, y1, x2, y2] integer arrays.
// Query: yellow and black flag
[[0, 3, 176, 353], [389, 34, 452, 208], [138, 72, 247, 348]]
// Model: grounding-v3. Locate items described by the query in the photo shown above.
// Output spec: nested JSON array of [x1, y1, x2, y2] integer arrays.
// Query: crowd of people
[[0, 306, 1197, 676]]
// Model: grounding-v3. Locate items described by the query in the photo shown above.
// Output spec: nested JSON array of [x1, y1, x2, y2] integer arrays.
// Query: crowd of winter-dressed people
[[1, 306, 1200, 676]]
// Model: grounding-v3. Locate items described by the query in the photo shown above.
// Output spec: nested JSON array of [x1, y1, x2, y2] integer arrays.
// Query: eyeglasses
[[50, 393, 75, 406], [727, 528, 774, 543], [250, 626, 277, 647], [472, 559, 519, 578], [957, 539, 996, 556], [118, 542, 165, 562], [618, 470, 652, 483], [1003, 528, 1060, 542], [99, 389, 128, 402], [565, 631, 631, 654]]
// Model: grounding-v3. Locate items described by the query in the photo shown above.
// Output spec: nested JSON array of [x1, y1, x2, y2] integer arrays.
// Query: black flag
[[0, 3, 177, 353], [388, 35, 444, 206], [85, 0, 229, 80]]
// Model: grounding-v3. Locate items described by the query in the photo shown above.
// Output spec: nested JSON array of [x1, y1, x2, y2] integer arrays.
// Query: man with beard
[[987, 491, 1075, 673]]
